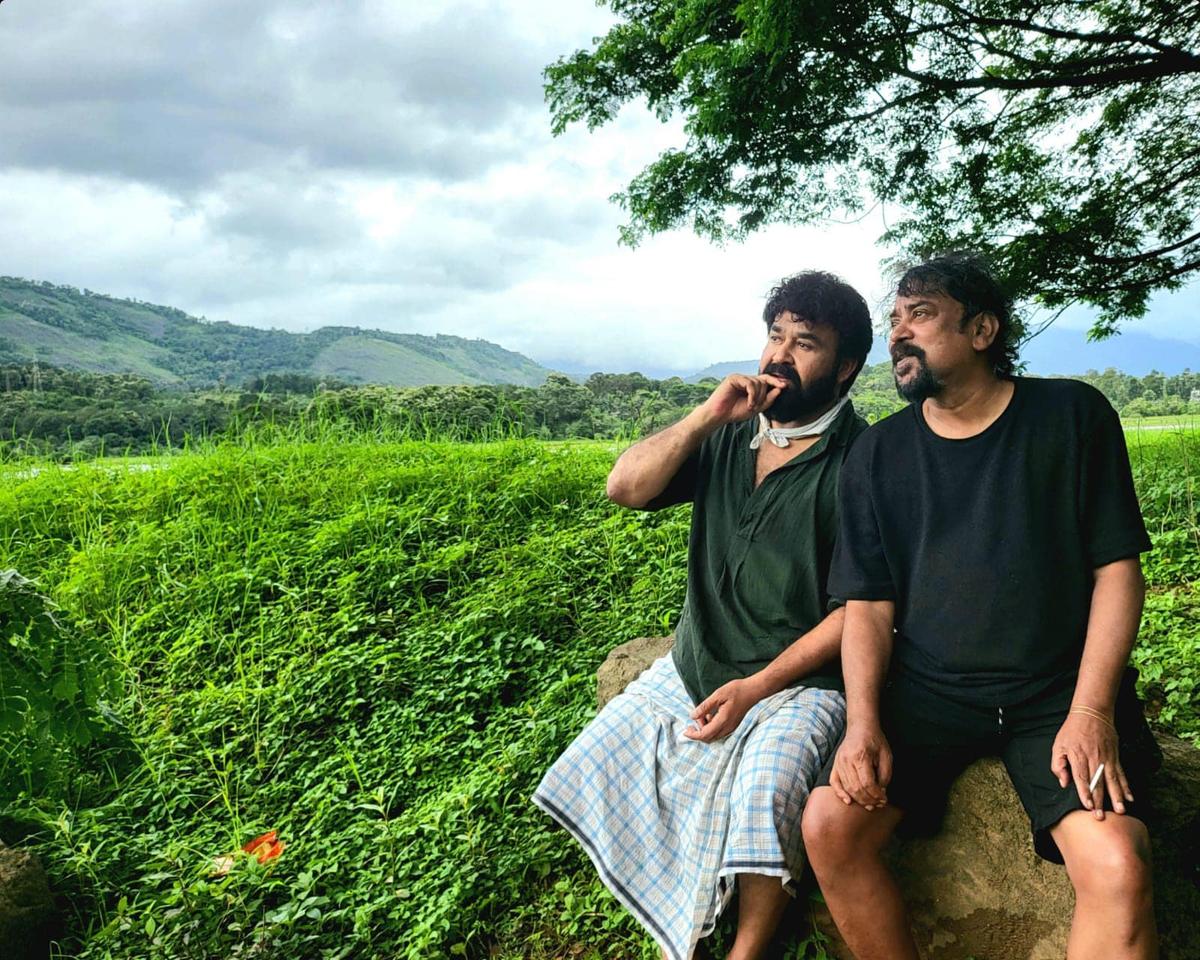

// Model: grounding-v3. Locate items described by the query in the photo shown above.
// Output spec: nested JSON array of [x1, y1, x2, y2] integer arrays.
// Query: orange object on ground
[[242, 831, 285, 863]]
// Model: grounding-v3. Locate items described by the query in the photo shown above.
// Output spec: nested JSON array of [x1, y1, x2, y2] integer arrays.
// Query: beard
[[760, 362, 840, 423], [892, 344, 945, 402]]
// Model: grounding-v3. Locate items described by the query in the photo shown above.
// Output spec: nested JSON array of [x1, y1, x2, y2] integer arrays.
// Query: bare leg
[[802, 786, 918, 960], [725, 872, 791, 960], [1052, 811, 1158, 960]]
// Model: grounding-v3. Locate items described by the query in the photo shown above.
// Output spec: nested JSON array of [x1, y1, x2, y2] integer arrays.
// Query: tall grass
[[1, 435, 691, 959], [0, 426, 1197, 959], [1126, 430, 1200, 742]]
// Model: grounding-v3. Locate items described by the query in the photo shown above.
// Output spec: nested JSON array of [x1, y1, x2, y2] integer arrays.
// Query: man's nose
[[888, 318, 910, 348]]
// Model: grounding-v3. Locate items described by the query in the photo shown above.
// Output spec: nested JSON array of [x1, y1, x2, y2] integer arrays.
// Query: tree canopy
[[547, 1, 1200, 335]]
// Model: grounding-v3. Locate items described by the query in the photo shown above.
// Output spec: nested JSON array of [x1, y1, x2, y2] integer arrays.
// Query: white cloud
[[0, 0, 1193, 379], [438, 212, 897, 375]]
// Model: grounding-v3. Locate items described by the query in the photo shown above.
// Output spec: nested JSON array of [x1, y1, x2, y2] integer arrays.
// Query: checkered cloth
[[532, 654, 845, 960]]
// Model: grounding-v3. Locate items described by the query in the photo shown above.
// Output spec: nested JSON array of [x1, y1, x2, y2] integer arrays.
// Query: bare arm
[[829, 599, 896, 809], [842, 599, 895, 730], [1052, 556, 1145, 817], [1073, 558, 1144, 715], [606, 373, 787, 507], [753, 606, 845, 698], [685, 607, 845, 742]]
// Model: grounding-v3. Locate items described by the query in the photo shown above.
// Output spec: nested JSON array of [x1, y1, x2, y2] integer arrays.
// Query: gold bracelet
[[1070, 705, 1116, 729]]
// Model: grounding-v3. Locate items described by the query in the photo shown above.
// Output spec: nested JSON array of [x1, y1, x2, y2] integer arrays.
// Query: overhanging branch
[[1085, 229, 1200, 266]]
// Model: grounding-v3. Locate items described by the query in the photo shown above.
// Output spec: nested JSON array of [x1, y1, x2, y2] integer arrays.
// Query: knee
[[802, 788, 872, 866], [1067, 825, 1154, 905]]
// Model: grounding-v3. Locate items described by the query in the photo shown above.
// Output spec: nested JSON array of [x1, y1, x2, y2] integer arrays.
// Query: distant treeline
[[1, 362, 1196, 460], [1073, 367, 1200, 417], [0, 366, 720, 459]]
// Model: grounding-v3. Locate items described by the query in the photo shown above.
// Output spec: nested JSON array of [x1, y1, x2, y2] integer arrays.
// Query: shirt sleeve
[[827, 437, 896, 601], [1078, 400, 1152, 567], [640, 450, 701, 510]]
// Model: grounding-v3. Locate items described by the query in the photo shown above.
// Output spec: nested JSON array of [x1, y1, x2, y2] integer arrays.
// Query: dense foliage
[[5, 361, 1198, 461], [547, 1, 1200, 333], [0, 426, 1197, 959], [0, 365, 241, 459], [0, 570, 116, 786], [1075, 367, 1200, 417], [1, 438, 690, 959], [0, 365, 721, 459]]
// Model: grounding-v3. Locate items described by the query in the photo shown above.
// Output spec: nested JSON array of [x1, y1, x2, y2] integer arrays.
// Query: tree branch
[[1090, 257, 1200, 292], [934, 1, 1200, 63], [1085, 229, 1200, 266], [886, 56, 1199, 91], [936, 21, 1164, 76]]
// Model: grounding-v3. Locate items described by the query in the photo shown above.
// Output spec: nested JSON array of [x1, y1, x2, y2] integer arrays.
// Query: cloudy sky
[[0, 0, 1195, 377]]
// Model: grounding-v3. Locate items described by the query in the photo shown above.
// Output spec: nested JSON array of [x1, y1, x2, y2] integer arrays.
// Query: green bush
[[0, 427, 1196, 959], [1, 438, 689, 958], [0, 569, 118, 798]]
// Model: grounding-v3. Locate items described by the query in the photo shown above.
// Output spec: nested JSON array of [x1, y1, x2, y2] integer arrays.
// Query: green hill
[[0, 276, 551, 388]]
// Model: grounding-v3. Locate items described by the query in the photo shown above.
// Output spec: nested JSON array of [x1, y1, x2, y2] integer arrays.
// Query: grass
[[2, 436, 689, 959], [1, 428, 1197, 959]]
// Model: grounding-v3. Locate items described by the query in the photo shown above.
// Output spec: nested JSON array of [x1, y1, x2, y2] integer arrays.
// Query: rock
[[597, 638, 1200, 960], [0, 840, 54, 960], [595, 634, 674, 708], [858, 755, 1075, 960]]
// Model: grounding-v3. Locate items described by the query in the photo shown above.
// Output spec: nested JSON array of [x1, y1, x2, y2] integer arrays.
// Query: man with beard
[[802, 254, 1159, 959], [533, 271, 874, 960]]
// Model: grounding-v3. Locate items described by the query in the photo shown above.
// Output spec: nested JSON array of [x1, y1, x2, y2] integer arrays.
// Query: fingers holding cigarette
[[1085, 757, 1135, 819], [1051, 712, 1132, 820], [1088, 762, 1106, 820], [1103, 758, 1134, 816]]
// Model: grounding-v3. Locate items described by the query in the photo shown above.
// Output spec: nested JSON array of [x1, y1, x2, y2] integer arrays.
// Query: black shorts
[[816, 668, 1159, 863]]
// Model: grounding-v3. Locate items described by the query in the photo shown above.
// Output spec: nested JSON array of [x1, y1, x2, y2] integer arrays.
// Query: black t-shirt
[[828, 377, 1151, 706]]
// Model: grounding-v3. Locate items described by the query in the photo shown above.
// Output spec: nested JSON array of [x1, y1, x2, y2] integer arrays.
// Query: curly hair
[[762, 271, 874, 396]]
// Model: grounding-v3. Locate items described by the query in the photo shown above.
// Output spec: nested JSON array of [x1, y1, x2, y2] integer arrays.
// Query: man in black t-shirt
[[801, 254, 1159, 959]]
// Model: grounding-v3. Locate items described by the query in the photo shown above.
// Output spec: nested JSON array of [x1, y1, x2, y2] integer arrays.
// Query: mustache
[[761, 362, 802, 387], [891, 343, 927, 364]]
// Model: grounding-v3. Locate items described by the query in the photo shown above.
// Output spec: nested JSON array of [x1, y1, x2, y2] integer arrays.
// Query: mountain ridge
[[0, 276, 551, 388], [686, 326, 1200, 382]]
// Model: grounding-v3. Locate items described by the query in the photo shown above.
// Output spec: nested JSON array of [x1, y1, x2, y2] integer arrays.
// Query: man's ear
[[971, 311, 1000, 351], [836, 356, 858, 388]]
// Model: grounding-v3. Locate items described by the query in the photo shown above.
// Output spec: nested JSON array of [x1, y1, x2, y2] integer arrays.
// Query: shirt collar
[[739, 399, 859, 466]]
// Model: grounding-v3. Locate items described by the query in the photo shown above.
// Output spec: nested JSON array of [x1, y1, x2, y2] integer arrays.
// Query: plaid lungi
[[532, 654, 845, 960]]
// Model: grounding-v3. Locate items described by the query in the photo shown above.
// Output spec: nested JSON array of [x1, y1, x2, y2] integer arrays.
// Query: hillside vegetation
[[0, 365, 728, 460], [0, 277, 550, 388], [5, 359, 1200, 464], [1, 429, 1197, 959]]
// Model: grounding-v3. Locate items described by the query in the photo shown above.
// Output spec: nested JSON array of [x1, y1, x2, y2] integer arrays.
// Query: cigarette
[[1088, 763, 1105, 793]]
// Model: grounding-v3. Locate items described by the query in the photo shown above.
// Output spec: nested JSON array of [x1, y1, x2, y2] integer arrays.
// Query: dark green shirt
[[647, 403, 867, 705]]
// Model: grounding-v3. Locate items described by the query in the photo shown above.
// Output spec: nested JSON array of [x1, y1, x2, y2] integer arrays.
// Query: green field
[[1123, 414, 1200, 429], [2, 431, 1198, 959]]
